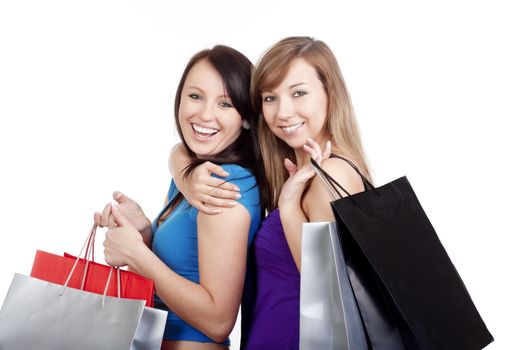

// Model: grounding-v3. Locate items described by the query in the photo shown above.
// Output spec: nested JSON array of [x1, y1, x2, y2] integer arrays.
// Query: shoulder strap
[[330, 154, 374, 191], [310, 155, 374, 200]]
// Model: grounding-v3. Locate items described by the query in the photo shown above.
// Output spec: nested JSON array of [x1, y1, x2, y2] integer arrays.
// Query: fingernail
[[235, 193, 241, 199], [230, 201, 237, 207], [233, 186, 240, 191], [327, 140, 331, 148], [112, 204, 119, 211], [213, 209, 223, 214]]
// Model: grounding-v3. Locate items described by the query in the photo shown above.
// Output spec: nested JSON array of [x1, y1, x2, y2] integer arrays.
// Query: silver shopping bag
[[300, 222, 368, 350], [132, 306, 167, 350], [0, 272, 145, 350]]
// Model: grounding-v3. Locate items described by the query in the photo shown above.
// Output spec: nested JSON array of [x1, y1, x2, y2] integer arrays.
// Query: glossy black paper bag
[[311, 157, 493, 350]]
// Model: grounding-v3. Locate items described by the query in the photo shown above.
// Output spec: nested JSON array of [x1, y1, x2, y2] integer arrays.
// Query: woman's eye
[[263, 96, 277, 103], [189, 93, 202, 100], [219, 101, 233, 108], [293, 90, 307, 97]]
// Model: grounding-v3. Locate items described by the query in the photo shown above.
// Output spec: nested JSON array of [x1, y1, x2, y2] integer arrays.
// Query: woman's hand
[[94, 191, 153, 246], [170, 144, 242, 215], [94, 191, 150, 231], [103, 205, 146, 267], [278, 138, 331, 210]]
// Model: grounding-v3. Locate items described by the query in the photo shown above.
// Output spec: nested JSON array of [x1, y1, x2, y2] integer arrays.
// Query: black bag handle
[[310, 154, 374, 200]]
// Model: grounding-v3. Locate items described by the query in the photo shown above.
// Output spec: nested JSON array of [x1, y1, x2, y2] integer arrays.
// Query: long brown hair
[[251, 36, 372, 210], [158, 46, 269, 224]]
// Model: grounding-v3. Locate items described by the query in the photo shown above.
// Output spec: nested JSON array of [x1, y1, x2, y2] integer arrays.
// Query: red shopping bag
[[30, 225, 155, 307]]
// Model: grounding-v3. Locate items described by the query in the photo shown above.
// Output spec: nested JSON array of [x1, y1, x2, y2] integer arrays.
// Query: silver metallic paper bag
[[0, 273, 145, 350], [300, 222, 368, 350], [131, 306, 168, 350]]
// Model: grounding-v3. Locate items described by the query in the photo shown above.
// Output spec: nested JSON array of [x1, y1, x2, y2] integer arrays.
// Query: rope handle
[[79, 224, 97, 290], [310, 155, 375, 201], [60, 223, 122, 305]]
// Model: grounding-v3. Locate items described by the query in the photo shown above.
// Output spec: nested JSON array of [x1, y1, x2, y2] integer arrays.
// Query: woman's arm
[[169, 144, 241, 214], [280, 156, 364, 271], [278, 158, 310, 272], [278, 139, 331, 271], [105, 203, 250, 343]]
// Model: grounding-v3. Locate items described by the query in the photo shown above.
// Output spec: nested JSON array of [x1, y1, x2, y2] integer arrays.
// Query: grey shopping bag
[[132, 306, 168, 350], [300, 222, 368, 350], [0, 272, 145, 350]]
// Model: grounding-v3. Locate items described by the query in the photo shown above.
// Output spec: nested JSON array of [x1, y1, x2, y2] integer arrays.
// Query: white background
[[0, 1, 523, 348]]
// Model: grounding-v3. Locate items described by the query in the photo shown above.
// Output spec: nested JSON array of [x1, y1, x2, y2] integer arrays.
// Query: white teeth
[[192, 124, 218, 135], [281, 122, 304, 134]]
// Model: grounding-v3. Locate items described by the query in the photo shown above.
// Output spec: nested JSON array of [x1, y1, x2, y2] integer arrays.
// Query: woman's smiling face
[[178, 59, 243, 158], [261, 58, 329, 150]]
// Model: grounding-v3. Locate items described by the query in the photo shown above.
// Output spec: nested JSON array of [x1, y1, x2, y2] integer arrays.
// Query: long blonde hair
[[252, 36, 372, 210]]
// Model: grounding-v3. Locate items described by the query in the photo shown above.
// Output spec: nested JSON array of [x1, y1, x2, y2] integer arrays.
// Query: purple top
[[241, 208, 300, 350]]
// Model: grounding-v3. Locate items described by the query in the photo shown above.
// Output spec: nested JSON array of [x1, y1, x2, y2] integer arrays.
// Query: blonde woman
[[171, 37, 372, 350]]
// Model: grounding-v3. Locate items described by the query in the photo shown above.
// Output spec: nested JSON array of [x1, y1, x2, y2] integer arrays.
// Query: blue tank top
[[151, 164, 261, 344]]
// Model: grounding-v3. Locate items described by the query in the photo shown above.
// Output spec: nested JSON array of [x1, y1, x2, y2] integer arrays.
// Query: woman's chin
[[186, 143, 224, 159], [278, 136, 307, 152]]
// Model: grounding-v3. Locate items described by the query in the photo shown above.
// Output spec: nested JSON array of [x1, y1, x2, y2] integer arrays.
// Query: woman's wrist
[[127, 241, 152, 274], [278, 187, 304, 211], [139, 223, 153, 247], [278, 200, 303, 217], [138, 218, 152, 235]]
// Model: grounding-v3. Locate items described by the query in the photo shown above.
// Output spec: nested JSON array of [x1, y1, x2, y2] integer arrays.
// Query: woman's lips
[[192, 123, 219, 139], [280, 122, 305, 135]]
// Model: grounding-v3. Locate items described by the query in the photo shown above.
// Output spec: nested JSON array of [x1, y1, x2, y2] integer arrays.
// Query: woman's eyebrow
[[289, 82, 308, 89], [187, 86, 204, 92], [262, 82, 308, 94]]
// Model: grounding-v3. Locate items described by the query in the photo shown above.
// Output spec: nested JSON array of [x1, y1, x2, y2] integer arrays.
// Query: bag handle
[[80, 226, 122, 298], [79, 224, 96, 291], [310, 155, 375, 201], [84, 227, 95, 261], [60, 223, 121, 305], [101, 266, 121, 306]]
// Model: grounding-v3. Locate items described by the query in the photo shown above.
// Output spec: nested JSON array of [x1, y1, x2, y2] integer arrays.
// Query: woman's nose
[[197, 102, 215, 122], [276, 97, 294, 120]]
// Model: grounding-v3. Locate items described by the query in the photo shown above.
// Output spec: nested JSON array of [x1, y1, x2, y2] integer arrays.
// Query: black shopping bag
[[311, 156, 493, 350]]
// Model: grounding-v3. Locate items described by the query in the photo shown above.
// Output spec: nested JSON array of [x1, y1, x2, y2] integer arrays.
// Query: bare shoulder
[[311, 156, 365, 197], [169, 143, 182, 162], [168, 143, 182, 175], [303, 156, 366, 220], [197, 204, 251, 239]]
